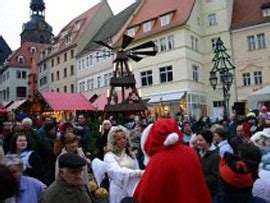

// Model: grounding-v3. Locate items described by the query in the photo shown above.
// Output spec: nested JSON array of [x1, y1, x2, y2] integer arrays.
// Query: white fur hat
[[251, 128, 270, 150]]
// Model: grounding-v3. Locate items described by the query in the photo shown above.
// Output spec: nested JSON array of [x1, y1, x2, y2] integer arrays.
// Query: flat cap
[[58, 153, 86, 169]]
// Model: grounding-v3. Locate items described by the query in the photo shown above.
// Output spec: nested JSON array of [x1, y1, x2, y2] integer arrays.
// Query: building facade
[[0, 42, 45, 101], [231, 0, 270, 110], [76, 1, 142, 96], [116, 0, 235, 119], [38, 1, 112, 93]]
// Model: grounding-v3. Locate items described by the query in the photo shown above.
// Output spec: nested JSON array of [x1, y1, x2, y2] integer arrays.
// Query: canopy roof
[[40, 92, 95, 111]]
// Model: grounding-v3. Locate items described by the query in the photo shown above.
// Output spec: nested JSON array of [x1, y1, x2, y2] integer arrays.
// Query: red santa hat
[[141, 118, 183, 165]]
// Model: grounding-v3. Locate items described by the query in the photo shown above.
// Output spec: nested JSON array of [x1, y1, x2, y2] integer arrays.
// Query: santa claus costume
[[133, 118, 211, 203]]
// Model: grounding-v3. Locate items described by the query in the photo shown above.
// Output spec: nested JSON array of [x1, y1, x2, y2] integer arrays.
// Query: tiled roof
[[48, 2, 103, 54], [124, 0, 195, 40], [5, 42, 45, 68], [40, 91, 95, 111], [231, 0, 270, 30], [78, 1, 141, 57]]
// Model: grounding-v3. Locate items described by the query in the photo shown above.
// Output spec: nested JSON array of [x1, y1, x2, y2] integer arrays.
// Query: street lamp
[[209, 37, 235, 120]]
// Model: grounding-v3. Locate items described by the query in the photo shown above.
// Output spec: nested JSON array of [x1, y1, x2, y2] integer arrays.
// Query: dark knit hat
[[58, 153, 86, 169], [198, 129, 213, 144]]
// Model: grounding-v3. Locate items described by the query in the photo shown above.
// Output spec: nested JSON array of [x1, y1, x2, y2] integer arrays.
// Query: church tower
[[20, 0, 53, 45]]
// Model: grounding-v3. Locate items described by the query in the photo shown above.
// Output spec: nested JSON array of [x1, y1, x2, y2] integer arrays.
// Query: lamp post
[[209, 37, 235, 121]]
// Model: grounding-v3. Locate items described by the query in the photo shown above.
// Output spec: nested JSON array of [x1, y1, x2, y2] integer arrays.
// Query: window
[[103, 49, 107, 60], [16, 70, 21, 79], [141, 70, 153, 87], [90, 78, 95, 90], [87, 79, 91, 90], [64, 34, 72, 44], [79, 81, 85, 93], [70, 65, 74, 75], [56, 88, 60, 92], [262, 7, 270, 17], [127, 28, 135, 37], [75, 22, 81, 31], [40, 76, 47, 86], [168, 35, 174, 50], [153, 40, 159, 52], [160, 66, 173, 83], [43, 63, 47, 71], [70, 50, 74, 58], [17, 56, 24, 64], [16, 87, 27, 98], [160, 37, 167, 52], [64, 86, 67, 93], [160, 15, 170, 26], [64, 53, 67, 62], [86, 56, 89, 67], [6, 87, 9, 101], [97, 76, 102, 88], [63, 68, 67, 78], [82, 58, 85, 69], [51, 73, 54, 82], [57, 56, 60, 64], [208, 14, 217, 26], [143, 22, 151, 33], [6, 72, 9, 80], [22, 71, 27, 79], [96, 52, 99, 63], [78, 60, 81, 70], [89, 55, 93, 66], [247, 36, 256, 50], [242, 73, 251, 86], [30, 47, 36, 54], [70, 84, 74, 93], [191, 35, 198, 51], [213, 101, 224, 107], [211, 38, 218, 51], [104, 74, 110, 86], [254, 71, 262, 85], [257, 33, 266, 49], [56, 71, 60, 80], [51, 59, 54, 67], [247, 34, 267, 50], [192, 65, 199, 82]]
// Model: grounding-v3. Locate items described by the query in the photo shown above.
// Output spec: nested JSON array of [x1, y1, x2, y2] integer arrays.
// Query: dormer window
[[65, 34, 72, 45], [262, 7, 270, 17], [17, 56, 25, 64], [143, 21, 152, 33], [29, 47, 37, 54], [160, 15, 170, 26], [75, 22, 81, 31], [127, 28, 135, 37]]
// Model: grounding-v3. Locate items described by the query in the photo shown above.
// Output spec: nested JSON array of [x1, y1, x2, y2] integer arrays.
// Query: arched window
[[30, 47, 37, 54], [17, 56, 25, 64]]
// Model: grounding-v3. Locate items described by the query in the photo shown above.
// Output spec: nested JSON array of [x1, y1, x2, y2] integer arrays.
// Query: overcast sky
[[0, 0, 136, 50]]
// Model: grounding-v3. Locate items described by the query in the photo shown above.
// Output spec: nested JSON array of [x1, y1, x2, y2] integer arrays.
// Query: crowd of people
[[0, 105, 270, 203]]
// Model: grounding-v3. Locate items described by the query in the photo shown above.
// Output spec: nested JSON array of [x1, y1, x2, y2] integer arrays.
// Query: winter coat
[[40, 176, 92, 203], [199, 146, 220, 197]]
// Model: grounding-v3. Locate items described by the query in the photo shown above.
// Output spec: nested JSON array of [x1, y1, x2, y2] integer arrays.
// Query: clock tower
[[20, 0, 53, 45]]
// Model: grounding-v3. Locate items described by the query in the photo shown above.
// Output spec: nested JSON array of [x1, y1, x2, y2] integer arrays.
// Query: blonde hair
[[100, 120, 112, 134], [107, 125, 134, 158]]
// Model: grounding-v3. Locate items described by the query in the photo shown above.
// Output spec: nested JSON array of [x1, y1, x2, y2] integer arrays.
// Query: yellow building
[[120, 0, 234, 119], [231, 0, 270, 110]]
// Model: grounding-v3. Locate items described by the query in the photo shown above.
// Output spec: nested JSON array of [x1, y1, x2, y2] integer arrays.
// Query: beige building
[[38, 1, 112, 93], [117, 0, 235, 119], [76, 1, 141, 96], [231, 0, 270, 110]]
